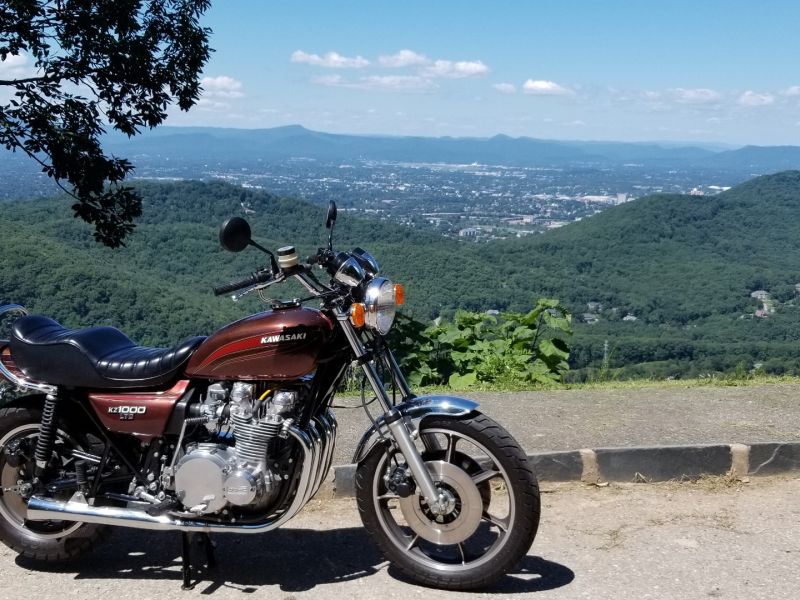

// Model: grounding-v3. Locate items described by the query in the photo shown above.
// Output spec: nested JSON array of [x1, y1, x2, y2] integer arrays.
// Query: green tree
[[0, 0, 211, 246]]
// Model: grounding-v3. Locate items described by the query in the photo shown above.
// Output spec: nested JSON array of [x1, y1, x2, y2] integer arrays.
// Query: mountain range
[[101, 125, 800, 172]]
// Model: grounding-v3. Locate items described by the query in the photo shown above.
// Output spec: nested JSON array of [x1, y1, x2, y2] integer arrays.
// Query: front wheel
[[356, 412, 540, 590]]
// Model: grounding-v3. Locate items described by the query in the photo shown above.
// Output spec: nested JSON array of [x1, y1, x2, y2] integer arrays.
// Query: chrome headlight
[[364, 277, 396, 334]]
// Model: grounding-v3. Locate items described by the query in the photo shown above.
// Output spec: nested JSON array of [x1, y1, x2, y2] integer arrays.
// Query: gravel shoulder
[[2, 475, 797, 599], [332, 383, 800, 465]]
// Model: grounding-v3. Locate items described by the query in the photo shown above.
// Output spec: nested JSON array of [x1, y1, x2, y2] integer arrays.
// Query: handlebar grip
[[212, 271, 270, 296]]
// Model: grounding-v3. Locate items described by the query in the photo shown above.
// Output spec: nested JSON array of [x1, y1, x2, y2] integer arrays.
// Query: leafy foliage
[[4, 173, 800, 381], [391, 300, 572, 387], [0, 0, 211, 246]]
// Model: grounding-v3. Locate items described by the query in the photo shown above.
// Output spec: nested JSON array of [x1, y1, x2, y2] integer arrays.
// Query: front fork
[[334, 311, 446, 510]]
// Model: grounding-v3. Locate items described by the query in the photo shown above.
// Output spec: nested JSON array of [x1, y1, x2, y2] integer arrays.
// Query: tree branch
[[0, 75, 57, 86]]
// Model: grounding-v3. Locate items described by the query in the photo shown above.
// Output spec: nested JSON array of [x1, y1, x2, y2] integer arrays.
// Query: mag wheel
[[356, 412, 540, 590], [0, 405, 109, 561]]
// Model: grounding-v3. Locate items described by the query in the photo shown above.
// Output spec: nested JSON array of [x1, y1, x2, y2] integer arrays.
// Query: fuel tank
[[185, 307, 333, 381]]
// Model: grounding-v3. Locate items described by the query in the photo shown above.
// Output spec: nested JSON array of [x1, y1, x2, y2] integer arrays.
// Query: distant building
[[622, 314, 638, 322], [582, 313, 599, 324], [689, 187, 704, 196], [750, 290, 770, 300], [458, 228, 478, 237]]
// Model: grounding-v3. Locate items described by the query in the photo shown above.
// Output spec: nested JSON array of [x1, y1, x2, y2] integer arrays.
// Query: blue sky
[[165, 0, 800, 145]]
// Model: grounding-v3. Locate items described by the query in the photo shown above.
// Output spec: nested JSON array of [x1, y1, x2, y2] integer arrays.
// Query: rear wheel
[[0, 405, 109, 561], [356, 412, 540, 590]]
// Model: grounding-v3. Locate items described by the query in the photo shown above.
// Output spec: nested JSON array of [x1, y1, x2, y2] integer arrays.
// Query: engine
[[172, 382, 300, 515]]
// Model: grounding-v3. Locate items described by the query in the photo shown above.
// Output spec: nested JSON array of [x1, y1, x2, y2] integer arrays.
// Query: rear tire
[[356, 411, 540, 590], [0, 405, 110, 562]]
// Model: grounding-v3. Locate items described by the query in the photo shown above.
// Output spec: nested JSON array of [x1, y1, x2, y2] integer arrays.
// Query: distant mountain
[[702, 145, 800, 171], [101, 125, 790, 169]]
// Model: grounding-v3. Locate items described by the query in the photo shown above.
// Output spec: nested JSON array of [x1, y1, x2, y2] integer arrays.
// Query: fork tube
[[335, 311, 442, 506], [334, 311, 393, 412], [381, 345, 413, 400]]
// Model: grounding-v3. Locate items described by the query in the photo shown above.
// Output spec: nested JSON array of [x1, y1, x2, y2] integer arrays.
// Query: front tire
[[356, 412, 540, 590], [0, 404, 110, 562]]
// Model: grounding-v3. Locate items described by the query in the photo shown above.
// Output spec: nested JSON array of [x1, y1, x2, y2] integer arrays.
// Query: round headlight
[[364, 277, 396, 334]]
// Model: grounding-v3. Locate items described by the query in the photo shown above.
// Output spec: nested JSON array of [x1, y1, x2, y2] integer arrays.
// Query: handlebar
[[212, 270, 273, 296]]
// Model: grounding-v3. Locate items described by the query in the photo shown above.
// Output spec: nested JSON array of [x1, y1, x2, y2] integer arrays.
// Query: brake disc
[[398, 460, 483, 545]]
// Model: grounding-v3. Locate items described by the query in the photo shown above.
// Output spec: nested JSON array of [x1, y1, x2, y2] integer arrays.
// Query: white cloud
[[423, 59, 489, 79], [522, 79, 572, 96], [291, 50, 369, 69], [784, 85, 800, 97], [0, 53, 36, 80], [493, 83, 516, 94], [567, 119, 586, 126], [313, 74, 433, 92], [672, 88, 720, 104], [196, 98, 231, 111], [378, 49, 429, 68], [201, 75, 244, 99], [738, 90, 775, 106]]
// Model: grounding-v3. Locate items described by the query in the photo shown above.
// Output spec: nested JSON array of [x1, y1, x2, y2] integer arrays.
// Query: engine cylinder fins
[[230, 411, 282, 467]]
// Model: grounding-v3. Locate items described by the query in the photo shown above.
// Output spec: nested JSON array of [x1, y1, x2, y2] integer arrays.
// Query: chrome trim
[[363, 278, 395, 335], [352, 395, 479, 464], [333, 257, 365, 287], [27, 414, 336, 533], [0, 305, 57, 395], [352, 248, 380, 276]]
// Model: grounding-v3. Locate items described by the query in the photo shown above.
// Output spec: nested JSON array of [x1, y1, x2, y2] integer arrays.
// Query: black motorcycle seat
[[9, 315, 206, 389]]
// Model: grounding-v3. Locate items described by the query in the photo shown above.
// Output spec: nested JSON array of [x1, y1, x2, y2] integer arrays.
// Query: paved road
[[331, 384, 800, 465], [1, 476, 797, 599]]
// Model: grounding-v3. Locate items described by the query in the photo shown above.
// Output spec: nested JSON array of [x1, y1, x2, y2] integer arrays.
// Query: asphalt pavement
[[331, 383, 800, 466], [1, 475, 797, 599]]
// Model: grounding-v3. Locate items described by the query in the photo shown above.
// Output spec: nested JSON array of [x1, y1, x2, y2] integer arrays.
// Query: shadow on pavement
[[15, 526, 574, 594]]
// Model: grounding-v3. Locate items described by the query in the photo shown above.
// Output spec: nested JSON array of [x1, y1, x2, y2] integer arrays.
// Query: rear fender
[[352, 395, 478, 464]]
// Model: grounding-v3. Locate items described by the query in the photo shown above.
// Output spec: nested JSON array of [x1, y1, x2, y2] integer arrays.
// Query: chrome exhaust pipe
[[27, 423, 329, 533]]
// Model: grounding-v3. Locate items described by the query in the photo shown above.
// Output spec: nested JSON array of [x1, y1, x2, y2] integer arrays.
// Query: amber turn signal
[[394, 283, 405, 306], [350, 302, 366, 328]]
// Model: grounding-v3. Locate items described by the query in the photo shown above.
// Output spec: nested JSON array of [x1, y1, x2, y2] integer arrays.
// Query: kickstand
[[180, 532, 217, 590]]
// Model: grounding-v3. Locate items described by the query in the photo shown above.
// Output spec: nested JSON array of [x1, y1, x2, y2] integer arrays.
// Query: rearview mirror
[[325, 200, 337, 229], [219, 217, 252, 253]]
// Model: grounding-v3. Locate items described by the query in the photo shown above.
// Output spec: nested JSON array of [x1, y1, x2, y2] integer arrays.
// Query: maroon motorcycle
[[0, 202, 540, 590]]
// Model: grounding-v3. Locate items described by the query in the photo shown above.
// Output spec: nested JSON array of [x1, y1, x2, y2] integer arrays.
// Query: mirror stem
[[249, 240, 280, 273]]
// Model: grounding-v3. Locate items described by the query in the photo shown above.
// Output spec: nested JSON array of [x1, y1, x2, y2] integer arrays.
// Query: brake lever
[[231, 272, 286, 302]]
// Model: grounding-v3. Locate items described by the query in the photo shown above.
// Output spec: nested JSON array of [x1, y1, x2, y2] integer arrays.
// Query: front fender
[[351, 395, 479, 464]]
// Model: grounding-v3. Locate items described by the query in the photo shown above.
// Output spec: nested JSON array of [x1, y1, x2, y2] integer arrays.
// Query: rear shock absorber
[[34, 392, 59, 475]]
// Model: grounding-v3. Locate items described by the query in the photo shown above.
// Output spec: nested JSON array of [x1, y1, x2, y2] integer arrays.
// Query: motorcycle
[[0, 201, 540, 590]]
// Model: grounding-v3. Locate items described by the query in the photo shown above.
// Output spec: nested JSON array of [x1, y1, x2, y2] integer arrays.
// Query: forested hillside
[[3, 172, 800, 379]]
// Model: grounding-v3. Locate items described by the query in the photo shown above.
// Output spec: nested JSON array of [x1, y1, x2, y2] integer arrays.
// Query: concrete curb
[[321, 441, 800, 498]]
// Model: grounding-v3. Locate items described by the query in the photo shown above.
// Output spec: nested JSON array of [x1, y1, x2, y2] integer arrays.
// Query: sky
[[6, 0, 800, 145]]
